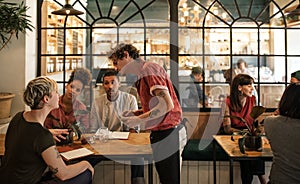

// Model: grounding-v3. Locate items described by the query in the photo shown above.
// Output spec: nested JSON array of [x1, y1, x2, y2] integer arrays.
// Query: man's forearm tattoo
[[54, 147, 61, 159], [157, 91, 166, 97], [149, 109, 160, 118]]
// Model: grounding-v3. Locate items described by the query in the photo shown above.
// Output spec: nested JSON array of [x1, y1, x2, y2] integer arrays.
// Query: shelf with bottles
[[206, 28, 270, 55], [45, 57, 83, 74], [41, 1, 85, 75]]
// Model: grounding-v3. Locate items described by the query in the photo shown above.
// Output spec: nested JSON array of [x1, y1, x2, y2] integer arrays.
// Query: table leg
[[229, 159, 233, 184], [213, 140, 216, 184], [148, 160, 153, 184]]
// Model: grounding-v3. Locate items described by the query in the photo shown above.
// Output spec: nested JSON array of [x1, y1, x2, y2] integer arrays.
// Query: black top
[[0, 112, 55, 184]]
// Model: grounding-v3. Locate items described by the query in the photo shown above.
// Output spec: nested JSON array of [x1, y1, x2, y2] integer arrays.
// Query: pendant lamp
[[51, 0, 84, 16]]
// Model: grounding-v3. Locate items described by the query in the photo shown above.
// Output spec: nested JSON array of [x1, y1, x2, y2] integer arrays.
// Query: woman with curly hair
[[45, 68, 92, 143]]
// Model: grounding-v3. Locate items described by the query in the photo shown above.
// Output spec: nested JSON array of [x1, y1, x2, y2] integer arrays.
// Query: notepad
[[60, 147, 94, 161], [109, 131, 130, 140]]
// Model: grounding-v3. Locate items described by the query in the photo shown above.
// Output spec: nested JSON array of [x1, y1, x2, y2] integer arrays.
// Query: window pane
[[288, 57, 300, 82], [287, 29, 300, 55], [271, 29, 285, 55], [179, 28, 203, 55], [259, 84, 285, 108], [147, 29, 169, 54]]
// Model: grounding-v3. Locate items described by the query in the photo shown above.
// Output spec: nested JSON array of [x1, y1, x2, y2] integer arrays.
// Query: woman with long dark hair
[[221, 74, 266, 184]]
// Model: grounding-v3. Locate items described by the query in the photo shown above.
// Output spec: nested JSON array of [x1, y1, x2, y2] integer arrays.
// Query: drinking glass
[[98, 127, 109, 143]]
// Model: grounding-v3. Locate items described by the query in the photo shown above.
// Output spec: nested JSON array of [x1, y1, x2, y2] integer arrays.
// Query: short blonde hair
[[23, 76, 57, 109]]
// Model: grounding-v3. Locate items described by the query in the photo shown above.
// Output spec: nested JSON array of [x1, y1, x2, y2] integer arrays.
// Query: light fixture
[[51, 0, 84, 16]]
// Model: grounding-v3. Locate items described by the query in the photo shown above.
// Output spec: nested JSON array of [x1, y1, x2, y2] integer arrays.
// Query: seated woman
[[45, 68, 91, 143], [221, 74, 266, 184], [265, 83, 300, 184], [0, 76, 94, 183]]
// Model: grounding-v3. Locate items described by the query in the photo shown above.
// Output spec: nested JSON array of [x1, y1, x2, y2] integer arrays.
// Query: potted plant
[[225, 106, 266, 154], [0, 0, 33, 121]]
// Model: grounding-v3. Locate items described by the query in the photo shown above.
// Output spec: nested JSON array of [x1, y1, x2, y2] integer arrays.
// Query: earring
[[239, 90, 243, 96]]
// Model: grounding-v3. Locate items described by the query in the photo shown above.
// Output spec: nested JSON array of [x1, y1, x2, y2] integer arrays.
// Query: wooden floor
[[92, 160, 271, 184]]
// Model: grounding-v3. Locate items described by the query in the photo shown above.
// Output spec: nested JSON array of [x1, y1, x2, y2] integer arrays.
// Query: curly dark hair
[[68, 68, 92, 88], [108, 43, 140, 61]]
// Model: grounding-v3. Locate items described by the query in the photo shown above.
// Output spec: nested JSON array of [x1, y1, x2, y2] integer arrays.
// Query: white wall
[[0, 0, 37, 117]]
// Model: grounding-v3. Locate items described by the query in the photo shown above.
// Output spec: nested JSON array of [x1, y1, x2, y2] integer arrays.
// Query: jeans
[[150, 124, 187, 184]]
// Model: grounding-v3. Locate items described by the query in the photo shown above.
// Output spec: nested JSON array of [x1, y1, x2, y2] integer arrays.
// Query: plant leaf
[[250, 106, 266, 119]]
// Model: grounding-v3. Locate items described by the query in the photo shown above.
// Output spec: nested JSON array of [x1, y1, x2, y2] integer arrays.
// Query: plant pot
[[238, 135, 262, 154], [0, 92, 15, 119]]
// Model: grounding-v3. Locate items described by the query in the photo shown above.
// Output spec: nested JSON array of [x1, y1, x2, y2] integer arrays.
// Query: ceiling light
[[51, 0, 84, 16]]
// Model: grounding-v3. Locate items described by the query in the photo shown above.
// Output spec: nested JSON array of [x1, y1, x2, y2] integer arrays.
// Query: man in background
[[290, 70, 300, 83], [186, 66, 208, 107]]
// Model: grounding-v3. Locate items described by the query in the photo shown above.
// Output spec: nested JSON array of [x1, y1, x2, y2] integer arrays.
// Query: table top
[[0, 133, 152, 158], [213, 135, 273, 158]]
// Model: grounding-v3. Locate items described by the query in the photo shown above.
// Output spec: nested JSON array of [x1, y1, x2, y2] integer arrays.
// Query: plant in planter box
[[225, 106, 266, 154], [0, 0, 33, 51], [0, 0, 33, 120]]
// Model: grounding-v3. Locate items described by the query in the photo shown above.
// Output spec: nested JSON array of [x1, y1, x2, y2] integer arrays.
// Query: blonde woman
[[0, 76, 94, 183]]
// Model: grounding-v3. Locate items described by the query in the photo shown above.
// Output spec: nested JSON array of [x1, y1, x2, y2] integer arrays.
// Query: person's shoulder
[[94, 93, 107, 101], [264, 115, 284, 126], [119, 90, 136, 99], [9, 111, 24, 126], [143, 61, 166, 74], [73, 98, 87, 110], [11, 111, 23, 120]]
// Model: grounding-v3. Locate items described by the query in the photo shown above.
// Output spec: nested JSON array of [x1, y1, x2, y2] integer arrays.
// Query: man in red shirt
[[108, 44, 187, 184]]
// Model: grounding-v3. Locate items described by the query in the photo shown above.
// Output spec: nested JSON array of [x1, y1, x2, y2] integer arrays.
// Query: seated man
[[89, 70, 144, 184], [185, 66, 208, 107], [290, 70, 300, 83]]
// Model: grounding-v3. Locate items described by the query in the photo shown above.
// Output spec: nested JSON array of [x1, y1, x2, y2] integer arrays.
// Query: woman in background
[[45, 68, 91, 142], [0, 76, 93, 183], [221, 74, 266, 184], [265, 83, 300, 184]]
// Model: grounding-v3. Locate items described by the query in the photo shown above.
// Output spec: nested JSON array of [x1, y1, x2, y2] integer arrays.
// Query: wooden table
[[213, 135, 273, 184], [0, 133, 154, 184]]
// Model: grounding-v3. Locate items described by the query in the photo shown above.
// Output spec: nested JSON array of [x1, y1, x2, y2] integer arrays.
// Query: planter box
[[0, 92, 15, 120]]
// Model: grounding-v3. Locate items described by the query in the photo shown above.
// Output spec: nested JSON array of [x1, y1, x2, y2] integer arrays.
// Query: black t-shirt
[[0, 111, 55, 184]]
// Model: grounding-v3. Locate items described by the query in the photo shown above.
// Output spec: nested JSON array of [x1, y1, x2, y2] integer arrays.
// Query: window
[[39, 0, 300, 110]]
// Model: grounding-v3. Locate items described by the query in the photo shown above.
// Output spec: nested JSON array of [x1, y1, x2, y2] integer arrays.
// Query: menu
[[60, 148, 94, 161], [109, 132, 130, 140]]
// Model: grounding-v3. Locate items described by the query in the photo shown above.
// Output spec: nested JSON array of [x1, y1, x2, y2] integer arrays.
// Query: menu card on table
[[109, 131, 130, 140], [57, 145, 94, 161]]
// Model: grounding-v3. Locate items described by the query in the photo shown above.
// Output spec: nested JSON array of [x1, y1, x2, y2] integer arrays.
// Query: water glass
[[98, 127, 109, 143]]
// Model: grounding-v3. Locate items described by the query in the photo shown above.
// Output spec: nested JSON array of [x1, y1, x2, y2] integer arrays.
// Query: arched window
[[38, 0, 299, 110]]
